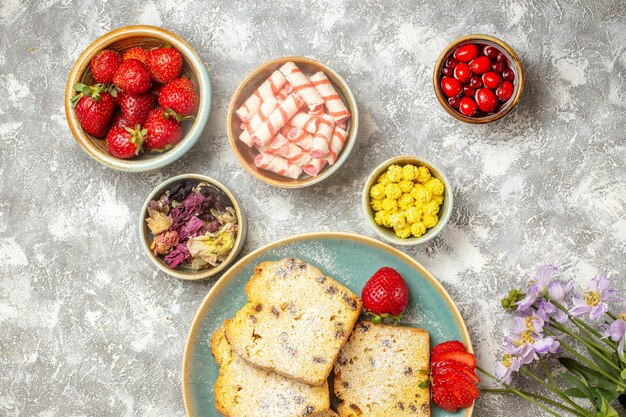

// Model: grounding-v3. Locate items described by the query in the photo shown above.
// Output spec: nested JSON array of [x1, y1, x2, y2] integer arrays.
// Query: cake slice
[[211, 324, 333, 417], [334, 322, 431, 417], [224, 258, 362, 386]]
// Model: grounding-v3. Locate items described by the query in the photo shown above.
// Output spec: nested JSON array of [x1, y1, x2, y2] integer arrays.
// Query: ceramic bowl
[[362, 156, 453, 246], [139, 174, 247, 280], [65, 25, 211, 172], [227, 56, 358, 188], [433, 34, 524, 124]]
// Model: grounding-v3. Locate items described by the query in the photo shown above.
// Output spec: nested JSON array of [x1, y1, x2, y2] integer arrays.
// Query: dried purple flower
[[178, 216, 206, 241], [164, 243, 191, 269], [169, 180, 195, 202], [170, 192, 211, 229], [147, 193, 171, 217], [199, 184, 232, 212]]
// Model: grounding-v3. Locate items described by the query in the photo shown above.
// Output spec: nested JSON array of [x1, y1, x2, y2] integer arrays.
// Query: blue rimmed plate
[[182, 232, 473, 417]]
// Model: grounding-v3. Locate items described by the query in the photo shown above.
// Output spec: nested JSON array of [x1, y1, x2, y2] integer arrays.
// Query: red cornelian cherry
[[442, 67, 453, 76], [441, 77, 462, 98], [469, 56, 491, 74], [475, 88, 498, 112], [492, 62, 506, 73], [454, 63, 472, 83], [454, 44, 478, 62], [469, 75, 483, 88], [483, 46, 498, 59], [446, 57, 459, 68], [482, 71, 502, 89], [502, 68, 515, 82], [448, 96, 461, 109], [463, 85, 475, 97], [496, 52, 508, 63], [459, 97, 478, 116], [497, 81, 514, 101]]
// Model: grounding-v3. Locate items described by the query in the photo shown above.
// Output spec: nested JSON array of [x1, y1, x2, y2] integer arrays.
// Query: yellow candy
[[370, 183, 386, 200], [423, 214, 439, 228], [394, 224, 412, 239], [416, 166, 432, 184], [425, 178, 444, 196], [411, 186, 432, 204], [402, 164, 416, 181], [432, 195, 444, 205], [370, 198, 384, 211], [384, 183, 402, 199], [423, 200, 440, 216], [405, 206, 423, 224], [378, 172, 391, 185], [411, 222, 427, 237], [389, 212, 406, 229], [399, 179, 414, 193], [374, 210, 385, 226], [381, 198, 398, 213], [398, 193, 414, 210], [387, 164, 403, 183], [381, 211, 392, 227]]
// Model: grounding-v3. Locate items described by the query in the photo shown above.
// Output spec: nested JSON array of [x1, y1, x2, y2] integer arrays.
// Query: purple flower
[[164, 243, 191, 269], [505, 314, 560, 365], [604, 302, 626, 360], [517, 265, 558, 312], [536, 280, 574, 324], [494, 352, 522, 384], [170, 192, 211, 229], [569, 276, 619, 320], [178, 216, 206, 241]]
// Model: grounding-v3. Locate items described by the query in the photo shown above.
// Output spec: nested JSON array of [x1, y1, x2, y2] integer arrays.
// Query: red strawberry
[[168, 77, 195, 91], [432, 350, 477, 369], [432, 360, 480, 384], [122, 47, 147, 64], [158, 78, 199, 116], [361, 267, 409, 323], [111, 112, 131, 129], [71, 83, 115, 137], [146, 47, 183, 84], [89, 49, 122, 84], [106, 125, 145, 159], [112, 59, 152, 94], [432, 374, 478, 412], [432, 340, 467, 356], [143, 108, 183, 151], [119, 92, 157, 126]]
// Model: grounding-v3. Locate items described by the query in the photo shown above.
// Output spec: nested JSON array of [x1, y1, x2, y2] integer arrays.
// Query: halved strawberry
[[432, 350, 477, 369], [432, 340, 467, 356], [432, 376, 476, 412], [432, 360, 480, 384], [437, 372, 480, 400]]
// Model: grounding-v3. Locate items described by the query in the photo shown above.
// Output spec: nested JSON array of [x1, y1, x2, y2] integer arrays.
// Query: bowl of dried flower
[[139, 173, 247, 280]]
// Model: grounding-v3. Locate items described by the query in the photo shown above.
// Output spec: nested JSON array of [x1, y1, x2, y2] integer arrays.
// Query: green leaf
[[562, 371, 594, 401], [418, 380, 430, 389], [621, 368, 626, 380], [559, 357, 616, 391], [598, 396, 618, 417], [586, 347, 621, 379], [563, 387, 587, 398]]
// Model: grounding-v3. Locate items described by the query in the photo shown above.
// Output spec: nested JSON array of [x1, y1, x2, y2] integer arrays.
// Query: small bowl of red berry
[[434, 34, 524, 123], [65, 25, 211, 172]]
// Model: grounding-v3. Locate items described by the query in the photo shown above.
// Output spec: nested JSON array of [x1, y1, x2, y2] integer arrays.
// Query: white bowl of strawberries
[[65, 25, 211, 172]]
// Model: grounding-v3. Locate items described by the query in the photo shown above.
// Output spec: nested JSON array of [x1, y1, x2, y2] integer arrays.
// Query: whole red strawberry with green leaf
[[361, 267, 409, 324], [106, 125, 145, 159], [119, 92, 157, 126], [90, 49, 121, 84], [146, 46, 183, 84], [158, 77, 199, 117], [71, 83, 115, 137], [143, 108, 183, 151]]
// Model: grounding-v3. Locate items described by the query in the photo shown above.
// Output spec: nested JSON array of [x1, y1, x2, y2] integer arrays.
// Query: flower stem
[[549, 321, 621, 372], [607, 311, 617, 321], [481, 388, 591, 417], [476, 366, 565, 417], [539, 357, 558, 388], [545, 329, 626, 389], [521, 367, 589, 415]]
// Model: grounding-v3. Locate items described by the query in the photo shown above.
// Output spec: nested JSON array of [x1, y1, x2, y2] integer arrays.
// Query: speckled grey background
[[1, 0, 625, 416]]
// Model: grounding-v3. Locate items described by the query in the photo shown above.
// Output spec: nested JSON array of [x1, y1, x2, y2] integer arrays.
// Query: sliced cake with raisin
[[211, 324, 332, 417], [334, 321, 431, 417], [224, 258, 362, 386]]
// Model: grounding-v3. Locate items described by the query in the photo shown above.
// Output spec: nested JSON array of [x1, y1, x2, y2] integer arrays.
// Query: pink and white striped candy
[[289, 111, 318, 134], [239, 96, 279, 146], [323, 126, 348, 166], [254, 153, 302, 179], [310, 71, 351, 124], [252, 93, 304, 146], [303, 158, 328, 177], [235, 70, 286, 122], [287, 127, 314, 152], [279, 62, 324, 112], [275, 83, 292, 102], [310, 114, 335, 158]]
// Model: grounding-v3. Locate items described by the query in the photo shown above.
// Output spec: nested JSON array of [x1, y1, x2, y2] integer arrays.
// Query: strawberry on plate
[[146, 47, 183, 84], [71, 83, 115, 137], [122, 47, 148, 64], [119, 92, 157, 126], [361, 267, 409, 324], [106, 125, 145, 159], [430, 340, 480, 413], [113, 59, 152, 94], [158, 78, 199, 117], [89, 49, 121, 84], [143, 108, 183, 151]]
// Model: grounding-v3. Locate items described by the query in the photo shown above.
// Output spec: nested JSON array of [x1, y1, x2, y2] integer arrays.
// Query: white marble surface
[[1, 0, 625, 416]]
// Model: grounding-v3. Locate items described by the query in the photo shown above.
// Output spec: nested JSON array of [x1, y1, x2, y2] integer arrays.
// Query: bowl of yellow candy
[[362, 155, 453, 246]]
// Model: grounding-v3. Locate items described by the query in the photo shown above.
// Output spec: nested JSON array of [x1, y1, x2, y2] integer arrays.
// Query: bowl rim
[[432, 34, 524, 124], [138, 173, 247, 280], [227, 56, 359, 188], [361, 155, 453, 246], [64, 25, 212, 172]]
